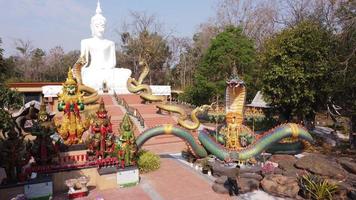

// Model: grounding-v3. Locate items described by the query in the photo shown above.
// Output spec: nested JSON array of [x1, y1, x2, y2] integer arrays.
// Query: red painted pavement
[[141, 157, 232, 200]]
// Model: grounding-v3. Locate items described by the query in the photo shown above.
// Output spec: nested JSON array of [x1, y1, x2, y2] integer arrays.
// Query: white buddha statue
[[80, 0, 132, 94]]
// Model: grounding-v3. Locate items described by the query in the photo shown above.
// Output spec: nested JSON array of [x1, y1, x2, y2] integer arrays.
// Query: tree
[[214, 0, 279, 48], [117, 12, 172, 85], [0, 84, 22, 132], [332, 0, 356, 148], [261, 20, 336, 124], [44, 47, 79, 82], [182, 26, 255, 105], [30, 48, 46, 81], [0, 38, 6, 83]]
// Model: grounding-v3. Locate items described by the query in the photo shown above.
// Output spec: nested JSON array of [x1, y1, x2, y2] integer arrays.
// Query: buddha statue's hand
[[76, 56, 87, 66]]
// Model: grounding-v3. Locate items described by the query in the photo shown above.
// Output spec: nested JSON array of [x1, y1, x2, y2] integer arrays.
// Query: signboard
[[24, 181, 53, 199], [117, 167, 139, 187], [42, 85, 62, 97], [150, 85, 171, 96]]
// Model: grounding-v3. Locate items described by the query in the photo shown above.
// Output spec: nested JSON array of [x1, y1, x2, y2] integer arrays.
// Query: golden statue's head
[[225, 112, 243, 125], [63, 67, 78, 95]]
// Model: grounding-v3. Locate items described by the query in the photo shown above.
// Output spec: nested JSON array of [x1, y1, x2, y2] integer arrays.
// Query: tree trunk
[[350, 115, 356, 149]]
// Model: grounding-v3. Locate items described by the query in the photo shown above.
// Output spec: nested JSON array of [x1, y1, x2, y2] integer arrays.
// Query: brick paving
[[141, 157, 232, 200], [52, 156, 232, 200]]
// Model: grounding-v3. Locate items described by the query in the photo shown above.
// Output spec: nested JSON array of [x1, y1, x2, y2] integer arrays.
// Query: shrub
[[137, 150, 160, 173], [298, 174, 338, 200]]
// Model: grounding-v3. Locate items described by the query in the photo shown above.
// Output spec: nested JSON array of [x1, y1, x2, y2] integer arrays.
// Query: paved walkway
[[53, 155, 232, 200]]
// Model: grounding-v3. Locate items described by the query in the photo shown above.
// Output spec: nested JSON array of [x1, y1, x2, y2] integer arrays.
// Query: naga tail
[[136, 125, 208, 158], [198, 123, 313, 161]]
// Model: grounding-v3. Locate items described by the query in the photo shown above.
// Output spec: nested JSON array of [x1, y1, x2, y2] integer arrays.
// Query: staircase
[[117, 94, 187, 153]]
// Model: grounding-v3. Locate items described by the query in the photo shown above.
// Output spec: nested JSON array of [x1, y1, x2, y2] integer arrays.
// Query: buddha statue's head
[[91, 0, 106, 39]]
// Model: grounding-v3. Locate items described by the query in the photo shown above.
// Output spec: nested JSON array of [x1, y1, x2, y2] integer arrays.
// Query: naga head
[[197, 105, 211, 113], [226, 73, 245, 89]]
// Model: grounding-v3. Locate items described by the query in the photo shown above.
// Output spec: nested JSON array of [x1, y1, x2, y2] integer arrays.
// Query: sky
[[0, 0, 217, 57]]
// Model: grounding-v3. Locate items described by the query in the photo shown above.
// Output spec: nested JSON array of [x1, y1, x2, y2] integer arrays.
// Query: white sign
[[42, 85, 62, 97], [24, 181, 53, 199], [150, 85, 171, 96], [117, 168, 139, 187]]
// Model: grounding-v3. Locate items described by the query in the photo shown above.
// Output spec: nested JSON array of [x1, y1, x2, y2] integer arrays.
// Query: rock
[[338, 158, 356, 175], [240, 166, 262, 174], [295, 154, 346, 180], [261, 174, 299, 198], [239, 173, 263, 181], [237, 178, 260, 194], [269, 154, 297, 169], [334, 181, 354, 200], [282, 168, 307, 178], [215, 176, 227, 184], [346, 173, 356, 188], [210, 163, 239, 178], [212, 183, 229, 194], [273, 167, 284, 175]]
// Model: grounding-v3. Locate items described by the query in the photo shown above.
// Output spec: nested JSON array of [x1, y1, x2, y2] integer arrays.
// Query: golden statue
[[225, 113, 242, 150], [56, 68, 86, 145]]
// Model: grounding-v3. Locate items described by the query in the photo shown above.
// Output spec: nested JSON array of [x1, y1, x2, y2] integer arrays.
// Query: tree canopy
[[261, 20, 336, 122], [182, 26, 256, 105]]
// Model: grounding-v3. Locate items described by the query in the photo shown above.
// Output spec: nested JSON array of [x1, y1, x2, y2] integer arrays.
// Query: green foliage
[[245, 117, 278, 131], [137, 149, 160, 173], [298, 174, 338, 200], [261, 21, 336, 121], [331, 1, 356, 118], [0, 84, 22, 132], [119, 31, 171, 85], [183, 26, 256, 105]]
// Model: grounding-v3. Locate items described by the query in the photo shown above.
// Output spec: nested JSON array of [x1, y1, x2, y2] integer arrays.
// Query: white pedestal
[[116, 167, 139, 187]]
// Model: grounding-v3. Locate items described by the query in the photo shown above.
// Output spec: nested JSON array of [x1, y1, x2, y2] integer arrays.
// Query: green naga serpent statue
[[132, 65, 313, 162], [127, 58, 210, 130]]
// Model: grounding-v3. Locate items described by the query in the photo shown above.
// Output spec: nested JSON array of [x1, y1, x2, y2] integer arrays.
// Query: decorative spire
[[96, 0, 102, 14], [65, 67, 77, 85], [97, 97, 107, 113]]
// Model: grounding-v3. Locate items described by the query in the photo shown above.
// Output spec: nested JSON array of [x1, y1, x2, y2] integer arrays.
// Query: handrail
[[113, 92, 145, 128]]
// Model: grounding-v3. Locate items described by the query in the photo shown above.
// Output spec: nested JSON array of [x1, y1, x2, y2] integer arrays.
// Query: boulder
[[338, 158, 356, 175], [214, 176, 227, 184], [261, 174, 299, 198], [269, 154, 297, 170], [237, 178, 260, 194], [239, 173, 263, 181], [212, 183, 229, 194], [210, 162, 239, 178], [282, 168, 307, 178], [295, 154, 346, 180], [240, 166, 262, 174]]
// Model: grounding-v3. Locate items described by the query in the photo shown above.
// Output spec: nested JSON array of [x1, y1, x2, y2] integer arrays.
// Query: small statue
[[226, 115, 242, 150], [30, 101, 59, 165], [87, 98, 114, 158], [0, 122, 31, 183], [57, 68, 86, 145], [117, 114, 137, 168]]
